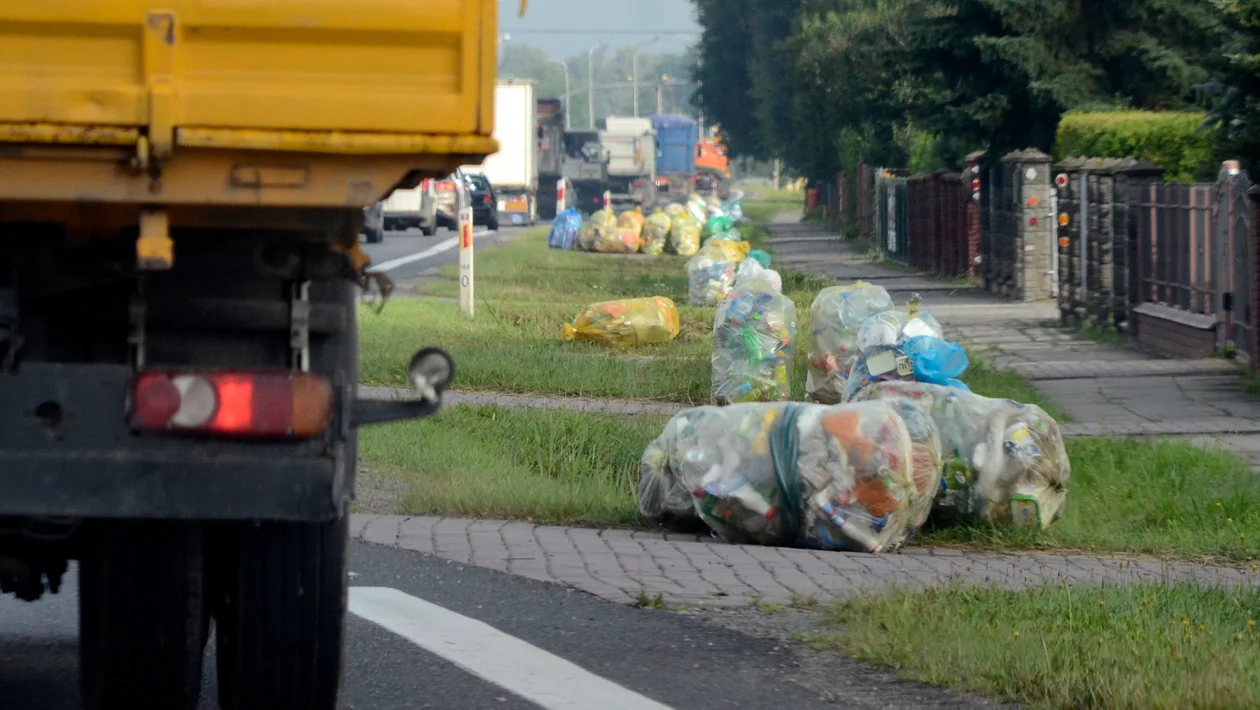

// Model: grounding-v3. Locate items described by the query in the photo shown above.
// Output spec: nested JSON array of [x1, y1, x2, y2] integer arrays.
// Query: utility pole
[[656, 81, 664, 114], [587, 41, 603, 129], [547, 58, 571, 130]]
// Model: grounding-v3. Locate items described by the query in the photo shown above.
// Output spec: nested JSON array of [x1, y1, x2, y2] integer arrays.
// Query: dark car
[[463, 172, 499, 231]]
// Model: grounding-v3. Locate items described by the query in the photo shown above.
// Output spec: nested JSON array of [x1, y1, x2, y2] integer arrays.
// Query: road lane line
[[365, 228, 493, 273], [348, 587, 673, 710]]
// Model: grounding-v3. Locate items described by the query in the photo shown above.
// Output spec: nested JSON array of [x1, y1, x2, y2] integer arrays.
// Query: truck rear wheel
[[212, 516, 350, 710], [79, 522, 207, 710]]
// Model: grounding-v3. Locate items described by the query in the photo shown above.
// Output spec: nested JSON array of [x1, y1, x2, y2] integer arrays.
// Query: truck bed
[[0, 1, 499, 209]]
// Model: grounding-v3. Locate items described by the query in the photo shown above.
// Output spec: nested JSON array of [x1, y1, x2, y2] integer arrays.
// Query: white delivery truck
[[464, 80, 539, 226], [601, 116, 657, 209]]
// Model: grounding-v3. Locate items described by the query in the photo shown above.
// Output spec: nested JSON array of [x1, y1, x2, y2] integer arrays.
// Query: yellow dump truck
[[0, 3, 499, 708]]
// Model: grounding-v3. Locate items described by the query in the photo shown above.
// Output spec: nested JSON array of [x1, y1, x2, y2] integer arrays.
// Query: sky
[[500, 0, 699, 58]]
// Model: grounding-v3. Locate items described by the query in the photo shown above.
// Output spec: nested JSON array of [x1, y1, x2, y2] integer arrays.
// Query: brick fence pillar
[[1006, 149, 1053, 301], [964, 152, 983, 279]]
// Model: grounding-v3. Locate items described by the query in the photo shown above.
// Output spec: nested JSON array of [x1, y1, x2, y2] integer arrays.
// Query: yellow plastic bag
[[617, 209, 645, 235], [698, 237, 750, 264], [669, 215, 702, 256], [594, 227, 642, 253], [562, 297, 681, 347], [664, 203, 687, 219], [641, 210, 671, 255], [579, 208, 616, 251]]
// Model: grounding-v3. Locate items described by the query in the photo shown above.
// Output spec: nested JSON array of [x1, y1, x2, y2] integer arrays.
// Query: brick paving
[[352, 514, 1260, 608]]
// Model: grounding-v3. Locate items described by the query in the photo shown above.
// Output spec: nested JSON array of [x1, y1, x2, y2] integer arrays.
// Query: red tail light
[[131, 371, 332, 438], [482, 194, 492, 204]]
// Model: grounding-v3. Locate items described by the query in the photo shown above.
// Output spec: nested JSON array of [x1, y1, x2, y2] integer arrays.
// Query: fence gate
[[1218, 166, 1254, 358]]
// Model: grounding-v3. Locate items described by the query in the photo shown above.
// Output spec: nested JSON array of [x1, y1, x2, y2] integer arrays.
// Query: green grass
[[920, 437, 1260, 561], [361, 222, 830, 402], [359, 404, 667, 525], [806, 583, 1260, 710]]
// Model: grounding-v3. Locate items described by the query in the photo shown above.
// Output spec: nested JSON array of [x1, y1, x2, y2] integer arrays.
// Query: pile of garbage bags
[[853, 381, 1069, 529], [562, 297, 680, 348], [687, 239, 751, 306], [547, 207, 582, 250], [578, 208, 615, 252], [711, 275, 796, 405], [638, 401, 942, 552]]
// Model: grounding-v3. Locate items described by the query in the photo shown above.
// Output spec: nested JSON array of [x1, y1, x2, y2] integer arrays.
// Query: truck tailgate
[[0, 1, 497, 153]]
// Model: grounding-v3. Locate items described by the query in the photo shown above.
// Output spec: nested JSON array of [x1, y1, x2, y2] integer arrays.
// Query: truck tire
[[422, 223, 436, 236], [79, 522, 207, 710], [213, 517, 350, 710]]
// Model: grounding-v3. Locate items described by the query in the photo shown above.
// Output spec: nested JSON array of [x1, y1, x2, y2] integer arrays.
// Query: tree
[[692, 0, 760, 157], [910, 0, 1223, 155], [1207, 0, 1260, 174]]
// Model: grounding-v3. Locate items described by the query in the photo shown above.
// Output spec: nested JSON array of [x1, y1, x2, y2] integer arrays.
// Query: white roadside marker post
[[458, 179, 474, 317]]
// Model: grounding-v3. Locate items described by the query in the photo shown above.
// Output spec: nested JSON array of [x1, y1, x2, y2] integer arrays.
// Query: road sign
[[457, 183, 474, 317]]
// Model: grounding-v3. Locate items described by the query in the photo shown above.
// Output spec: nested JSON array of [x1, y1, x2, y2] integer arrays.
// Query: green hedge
[[1053, 111, 1213, 182]]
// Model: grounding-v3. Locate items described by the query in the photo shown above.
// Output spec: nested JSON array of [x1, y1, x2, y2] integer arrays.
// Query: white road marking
[[348, 587, 673, 710], [366, 228, 494, 273]]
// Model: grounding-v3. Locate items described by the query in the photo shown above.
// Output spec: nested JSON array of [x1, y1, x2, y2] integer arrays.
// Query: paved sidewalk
[[353, 515, 1259, 608]]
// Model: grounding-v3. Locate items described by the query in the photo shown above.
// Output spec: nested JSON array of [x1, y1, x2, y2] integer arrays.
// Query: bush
[[1053, 111, 1214, 182]]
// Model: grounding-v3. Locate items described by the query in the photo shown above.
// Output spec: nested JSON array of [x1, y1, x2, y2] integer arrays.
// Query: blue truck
[[650, 114, 699, 198]]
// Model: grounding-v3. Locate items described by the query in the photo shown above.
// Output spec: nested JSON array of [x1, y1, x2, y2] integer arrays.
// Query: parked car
[[381, 179, 437, 236], [362, 200, 385, 243], [463, 172, 499, 231], [434, 174, 459, 231]]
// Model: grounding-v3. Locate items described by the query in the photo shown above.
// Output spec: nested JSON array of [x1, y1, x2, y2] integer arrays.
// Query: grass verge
[[805, 583, 1260, 710], [359, 404, 1260, 561], [359, 404, 667, 525]]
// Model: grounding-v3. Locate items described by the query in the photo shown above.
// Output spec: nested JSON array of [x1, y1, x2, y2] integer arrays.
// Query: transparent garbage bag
[[637, 401, 942, 552], [664, 203, 687, 219], [845, 336, 970, 400], [547, 207, 583, 250], [711, 279, 796, 404], [562, 297, 681, 347], [805, 282, 894, 404], [641, 210, 672, 255], [687, 240, 750, 306], [669, 215, 702, 256], [733, 258, 782, 293], [852, 381, 1070, 529]]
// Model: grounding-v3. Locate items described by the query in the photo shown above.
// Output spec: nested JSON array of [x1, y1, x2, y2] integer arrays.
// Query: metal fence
[[1132, 165, 1253, 356]]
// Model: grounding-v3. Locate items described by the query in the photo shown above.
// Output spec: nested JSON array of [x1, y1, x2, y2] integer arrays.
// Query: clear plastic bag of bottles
[[711, 280, 796, 404], [637, 401, 943, 553], [852, 381, 1070, 529], [805, 282, 894, 404]]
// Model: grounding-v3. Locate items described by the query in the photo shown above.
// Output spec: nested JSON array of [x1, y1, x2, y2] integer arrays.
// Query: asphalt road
[[362, 223, 533, 284], [0, 541, 947, 710]]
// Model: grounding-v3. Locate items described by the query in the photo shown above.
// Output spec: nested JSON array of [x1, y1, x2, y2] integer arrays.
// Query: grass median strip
[[359, 404, 1260, 560], [359, 404, 667, 526], [805, 583, 1260, 710]]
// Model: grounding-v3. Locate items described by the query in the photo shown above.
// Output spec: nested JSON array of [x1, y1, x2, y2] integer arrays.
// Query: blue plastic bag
[[902, 336, 969, 387], [547, 208, 582, 250]]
